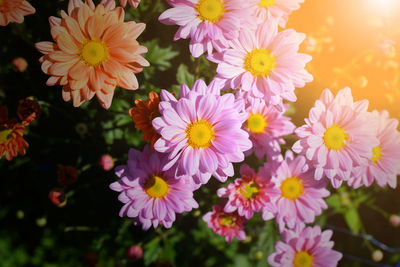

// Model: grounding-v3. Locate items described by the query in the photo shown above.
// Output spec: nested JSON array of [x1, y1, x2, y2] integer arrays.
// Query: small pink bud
[[372, 250, 383, 262], [126, 245, 143, 261], [390, 214, 400, 227], [12, 57, 28, 72], [99, 154, 114, 171], [49, 188, 67, 207]]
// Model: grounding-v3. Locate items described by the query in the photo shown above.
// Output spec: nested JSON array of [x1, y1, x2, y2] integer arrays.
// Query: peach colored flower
[[0, 106, 29, 161], [35, 0, 149, 109], [0, 0, 35, 26], [129, 91, 161, 147]]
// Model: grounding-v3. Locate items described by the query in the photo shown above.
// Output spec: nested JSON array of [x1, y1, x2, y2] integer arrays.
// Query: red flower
[[57, 164, 78, 186], [0, 106, 29, 161], [17, 98, 40, 126], [49, 188, 67, 207]]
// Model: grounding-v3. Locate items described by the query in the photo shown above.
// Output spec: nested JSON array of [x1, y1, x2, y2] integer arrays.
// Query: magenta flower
[[268, 224, 342, 267], [271, 151, 330, 231], [254, 0, 304, 27], [217, 164, 279, 219], [348, 110, 400, 188], [209, 20, 312, 106], [203, 203, 247, 242], [293, 87, 379, 188], [153, 79, 252, 186], [110, 145, 198, 230], [159, 0, 256, 57], [243, 96, 295, 159]]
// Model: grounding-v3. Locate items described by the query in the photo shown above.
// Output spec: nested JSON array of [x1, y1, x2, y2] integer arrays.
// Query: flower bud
[[126, 245, 143, 261], [99, 154, 114, 171], [12, 57, 28, 72]]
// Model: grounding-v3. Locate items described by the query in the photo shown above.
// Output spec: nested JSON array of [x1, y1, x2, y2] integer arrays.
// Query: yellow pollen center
[[196, 0, 225, 23], [186, 119, 215, 149], [258, 0, 275, 7], [293, 251, 314, 267], [239, 181, 259, 199], [280, 177, 304, 200], [247, 113, 267, 133], [244, 49, 275, 77], [80, 39, 109, 67], [219, 215, 234, 226], [371, 146, 382, 163], [323, 125, 349, 150], [0, 128, 13, 144], [144, 175, 169, 198]]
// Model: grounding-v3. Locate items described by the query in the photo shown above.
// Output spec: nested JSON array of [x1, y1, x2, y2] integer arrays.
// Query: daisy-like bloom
[[348, 110, 400, 189], [253, 0, 304, 27], [110, 145, 198, 230], [292, 87, 379, 188], [244, 96, 295, 159], [0, 106, 29, 161], [153, 79, 252, 185], [210, 20, 313, 106], [203, 203, 247, 242], [0, 0, 35, 26], [272, 151, 329, 231], [35, 0, 149, 109], [268, 224, 342, 267], [17, 97, 40, 126], [217, 164, 279, 219], [159, 0, 257, 58], [129, 92, 161, 147]]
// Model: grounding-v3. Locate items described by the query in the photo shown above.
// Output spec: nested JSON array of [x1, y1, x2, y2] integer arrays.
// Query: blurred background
[[1, 0, 400, 266]]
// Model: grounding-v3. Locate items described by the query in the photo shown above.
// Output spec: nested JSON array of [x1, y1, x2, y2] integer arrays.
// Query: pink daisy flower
[[35, 0, 149, 109], [110, 145, 198, 230], [159, 0, 256, 58], [202, 203, 247, 242], [268, 224, 343, 267], [348, 110, 400, 189], [292, 87, 380, 188], [153, 79, 252, 186], [253, 0, 304, 28], [244, 96, 295, 159], [217, 164, 279, 219], [271, 151, 330, 231], [0, 0, 35, 26], [209, 20, 312, 106]]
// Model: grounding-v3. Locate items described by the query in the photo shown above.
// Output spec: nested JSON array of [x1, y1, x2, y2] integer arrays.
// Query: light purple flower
[[153, 79, 252, 186], [110, 145, 198, 230], [268, 224, 343, 267], [159, 0, 257, 57], [254, 0, 305, 28], [293, 87, 379, 188]]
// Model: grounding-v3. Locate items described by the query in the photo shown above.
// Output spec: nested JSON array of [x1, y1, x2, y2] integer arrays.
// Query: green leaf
[[344, 207, 361, 233], [176, 64, 195, 87], [143, 40, 179, 71], [143, 238, 161, 266]]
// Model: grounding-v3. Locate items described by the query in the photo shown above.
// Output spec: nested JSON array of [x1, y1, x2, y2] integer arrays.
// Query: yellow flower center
[[80, 39, 109, 67], [0, 128, 13, 145], [371, 146, 382, 163], [219, 215, 234, 226], [239, 181, 259, 199], [323, 125, 349, 150], [280, 177, 304, 200], [144, 175, 169, 198], [246, 113, 267, 133], [293, 251, 314, 267], [186, 119, 215, 149], [258, 0, 275, 7], [196, 0, 225, 23], [244, 49, 275, 77]]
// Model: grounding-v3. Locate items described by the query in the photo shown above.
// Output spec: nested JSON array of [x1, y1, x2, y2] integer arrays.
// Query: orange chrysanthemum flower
[[129, 92, 161, 147], [0, 106, 29, 161], [35, 0, 149, 109], [0, 0, 35, 26]]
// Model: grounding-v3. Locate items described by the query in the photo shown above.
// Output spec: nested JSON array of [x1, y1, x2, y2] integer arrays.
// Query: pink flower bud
[[126, 245, 143, 261], [12, 57, 28, 72], [99, 154, 114, 171], [372, 250, 383, 262], [390, 214, 400, 227], [49, 188, 67, 207]]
